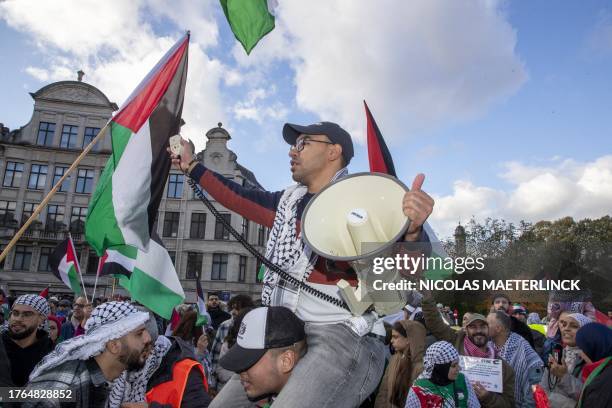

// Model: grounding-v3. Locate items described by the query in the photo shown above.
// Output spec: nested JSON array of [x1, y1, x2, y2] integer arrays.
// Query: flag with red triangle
[[48, 236, 83, 295], [364, 101, 451, 280]]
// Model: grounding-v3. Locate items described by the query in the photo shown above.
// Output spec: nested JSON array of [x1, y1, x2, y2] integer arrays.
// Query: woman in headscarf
[[405, 341, 480, 408], [575, 323, 612, 408], [540, 312, 592, 407], [47, 314, 62, 344], [375, 320, 426, 407]]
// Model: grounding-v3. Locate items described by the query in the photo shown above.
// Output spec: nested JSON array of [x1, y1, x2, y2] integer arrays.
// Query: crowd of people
[[0, 120, 610, 407], [0, 288, 610, 407]]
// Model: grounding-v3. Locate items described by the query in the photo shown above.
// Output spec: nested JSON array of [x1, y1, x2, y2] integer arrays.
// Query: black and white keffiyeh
[[419, 341, 459, 379], [29, 301, 149, 380], [14, 294, 50, 316], [261, 168, 348, 307], [106, 335, 173, 408], [496, 332, 544, 407]]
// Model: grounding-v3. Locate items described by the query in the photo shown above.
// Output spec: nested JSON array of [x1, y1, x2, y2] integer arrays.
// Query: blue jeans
[[209, 322, 386, 408]]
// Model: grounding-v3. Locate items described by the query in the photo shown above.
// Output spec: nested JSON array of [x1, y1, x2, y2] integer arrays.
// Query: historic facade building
[[0, 75, 265, 303]]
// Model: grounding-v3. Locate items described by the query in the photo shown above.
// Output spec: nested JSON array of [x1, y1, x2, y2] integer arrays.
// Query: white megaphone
[[301, 172, 411, 316]]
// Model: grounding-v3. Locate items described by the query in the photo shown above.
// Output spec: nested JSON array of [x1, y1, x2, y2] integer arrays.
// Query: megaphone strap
[[187, 178, 350, 311]]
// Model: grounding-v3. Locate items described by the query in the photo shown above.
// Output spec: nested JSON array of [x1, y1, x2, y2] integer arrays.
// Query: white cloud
[[429, 155, 612, 239], [245, 0, 528, 143], [0, 0, 224, 151], [232, 86, 288, 123]]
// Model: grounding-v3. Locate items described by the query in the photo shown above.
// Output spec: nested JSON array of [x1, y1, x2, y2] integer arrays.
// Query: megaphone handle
[[187, 178, 350, 311]]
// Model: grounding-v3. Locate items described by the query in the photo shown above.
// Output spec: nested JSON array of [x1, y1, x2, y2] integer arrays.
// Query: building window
[[214, 214, 231, 240], [52, 166, 71, 192], [0, 201, 17, 227], [37, 122, 55, 146], [190, 213, 206, 239], [39, 247, 54, 272], [70, 207, 88, 233], [3, 161, 24, 188], [75, 168, 94, 194], [87, 251, 99, 274], [258, 225, 266, 246], [83, 127, 100, 149], [255, 259, 263, 283], [28, 164, 48, 190], [60, 124, 78, 148], [46, 205, 65, 231], [13, 245, 32, 271], [211, 253, 228, 280], [242, 217, 249, 240], [22, 202, 38, 225], [186, 252, 202, 279], [163, 212, 180, 237], [239, 256, 247, 282], [168, 251, 176, 266], [167, 174, 184, 199]]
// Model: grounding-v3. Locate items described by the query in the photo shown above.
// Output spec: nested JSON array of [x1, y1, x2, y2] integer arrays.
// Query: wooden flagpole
[[0, 123, 110, 264]]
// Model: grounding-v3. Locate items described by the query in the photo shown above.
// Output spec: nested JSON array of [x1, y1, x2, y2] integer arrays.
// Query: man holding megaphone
[[169, 121, 434, 407]]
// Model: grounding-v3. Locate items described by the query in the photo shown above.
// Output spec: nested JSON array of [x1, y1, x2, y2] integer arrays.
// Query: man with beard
[[422, 294, 515, 408], [60, 296, 88, 340], [0, 294, 54, 387], [206, 292, 231, 330], [24, 301, 151, 408]]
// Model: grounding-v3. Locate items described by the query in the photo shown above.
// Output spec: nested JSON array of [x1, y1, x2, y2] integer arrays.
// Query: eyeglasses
[[10, 310, 38, 319], [290, 138, 334, 152]]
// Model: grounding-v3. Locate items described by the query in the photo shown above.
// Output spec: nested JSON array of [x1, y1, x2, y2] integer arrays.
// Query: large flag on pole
[[364, 101, 451, 280], [220, 0, 276, 54], [85, 33, 189, 319], [196, 277, 211, 327], [49, 237, 83, 296]]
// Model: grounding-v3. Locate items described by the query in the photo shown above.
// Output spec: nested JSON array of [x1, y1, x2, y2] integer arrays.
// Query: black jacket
[[510, 316, 534, 348], [580, 361, 612, 408], [208, 308, 231, 331], [1, 329, 54, 386], [148, 337, 211, 408]]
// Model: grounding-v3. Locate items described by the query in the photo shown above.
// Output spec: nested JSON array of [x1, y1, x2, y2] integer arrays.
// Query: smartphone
[[552, 343, 563, 365]]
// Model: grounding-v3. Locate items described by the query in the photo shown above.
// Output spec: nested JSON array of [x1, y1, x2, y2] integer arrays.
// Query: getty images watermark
[[367, 251, 581, 292]]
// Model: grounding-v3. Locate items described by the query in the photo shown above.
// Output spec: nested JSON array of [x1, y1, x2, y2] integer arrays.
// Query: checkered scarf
[[419, 341, 459, 379], [29, 301, 149, 381], [261, 168, 348, 307], [106, 335, 173, 408], [14, 294, 50, 316], [496, 332, 543, 406]]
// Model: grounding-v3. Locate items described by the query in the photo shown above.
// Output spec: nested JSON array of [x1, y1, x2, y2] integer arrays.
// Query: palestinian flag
[[85, 33, 188, 319], [39, 287, 49, 299], [364, 101, 451, 280], [365, 100, 396, 176], [196, 277, 211, 327], [220, 0, 276, 54], [49, 237, 83, 296]]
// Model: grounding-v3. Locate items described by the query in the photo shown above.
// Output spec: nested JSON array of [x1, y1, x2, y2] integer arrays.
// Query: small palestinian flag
[[49, 237, 83, 295], [196, 278, 211, 327], [39, 287, 49, 298]]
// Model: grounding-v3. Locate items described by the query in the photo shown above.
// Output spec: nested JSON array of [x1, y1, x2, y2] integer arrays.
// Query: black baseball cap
[[283, 121, 354, 165], [219, 306, 306, 373]]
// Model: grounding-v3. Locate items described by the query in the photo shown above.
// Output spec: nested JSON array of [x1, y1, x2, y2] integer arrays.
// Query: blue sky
[[1, 0, 611, 238]]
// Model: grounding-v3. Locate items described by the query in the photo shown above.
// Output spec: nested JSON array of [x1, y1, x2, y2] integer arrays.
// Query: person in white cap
[[218, 306, 307, 405], [23, 301, 151, 408], [0, 294, 54, 387]]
